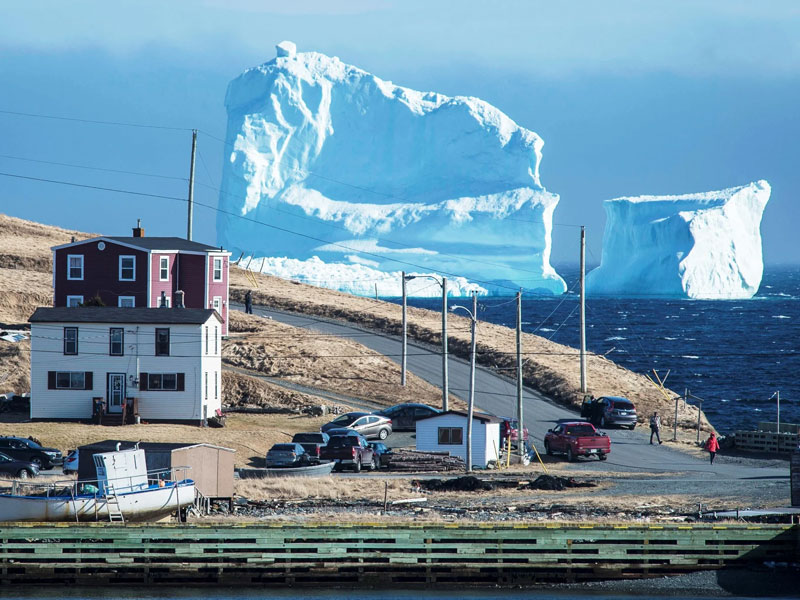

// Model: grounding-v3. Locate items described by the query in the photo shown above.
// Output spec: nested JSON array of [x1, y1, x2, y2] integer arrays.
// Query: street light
[[402, 273, 449, 411], [451, 292, 477, 473]]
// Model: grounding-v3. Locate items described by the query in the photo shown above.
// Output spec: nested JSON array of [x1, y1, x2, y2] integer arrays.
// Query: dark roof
[[78, 440, 234, 453], [415, 410, 503, 424], [29, 307, 220, 325], [106, 236, 224, 253]]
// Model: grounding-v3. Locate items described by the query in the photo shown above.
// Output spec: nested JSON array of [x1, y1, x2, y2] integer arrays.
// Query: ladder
[[105, 490, 125, 523]]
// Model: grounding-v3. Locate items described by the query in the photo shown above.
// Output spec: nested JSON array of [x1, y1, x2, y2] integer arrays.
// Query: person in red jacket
[[706, 432, 720, 464]]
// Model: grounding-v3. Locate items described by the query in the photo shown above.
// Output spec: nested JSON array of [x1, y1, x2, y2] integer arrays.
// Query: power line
[[0, 171, 186, 202], [0, 108, 192, 132], [0, 153, 186, 182]]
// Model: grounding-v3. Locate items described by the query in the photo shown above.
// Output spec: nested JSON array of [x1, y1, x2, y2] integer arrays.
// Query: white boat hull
[[0, 481, 195, 523]]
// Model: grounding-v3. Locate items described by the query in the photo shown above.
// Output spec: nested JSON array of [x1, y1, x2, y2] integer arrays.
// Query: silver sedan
[[321, 412, 393, 440]]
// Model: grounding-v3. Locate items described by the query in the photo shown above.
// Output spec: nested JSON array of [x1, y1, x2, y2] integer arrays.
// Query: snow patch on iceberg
[[217, 42, 566, 296], [586, 180, 770, 299], [237, 257, 487, 298]]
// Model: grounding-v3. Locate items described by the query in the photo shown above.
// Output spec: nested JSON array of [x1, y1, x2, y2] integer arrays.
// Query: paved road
[[238, 304, 789, 485]]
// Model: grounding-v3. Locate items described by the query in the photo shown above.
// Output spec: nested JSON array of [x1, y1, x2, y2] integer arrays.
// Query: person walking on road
[[245, 290, 253, 314], [706, 432, 720, 464], [649, 411, 662, 444]]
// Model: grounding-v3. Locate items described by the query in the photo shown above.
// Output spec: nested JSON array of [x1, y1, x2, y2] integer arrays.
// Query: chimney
[[132, 219, 145, 238], [174, 290, 185, 308]]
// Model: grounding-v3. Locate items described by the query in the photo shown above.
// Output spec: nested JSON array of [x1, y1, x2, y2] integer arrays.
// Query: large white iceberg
[[217, 42, 566, 296], [586, 180, 770, 299]]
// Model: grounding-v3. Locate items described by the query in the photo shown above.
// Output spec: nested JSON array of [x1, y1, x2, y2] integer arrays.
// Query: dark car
[[265, 443, 311, 468], [581, 396, 638, 429], [0, 451, 40, 479], [324, 428, 363, 438], [321, 412, 392, 440], [367, 442, 393, 468], [0, 437, 63, 469], [291, 432, 330, 461], [374, 403, 441, 431]]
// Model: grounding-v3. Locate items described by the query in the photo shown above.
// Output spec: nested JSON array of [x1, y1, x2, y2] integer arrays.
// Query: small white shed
[[415, 410, 501, 469]]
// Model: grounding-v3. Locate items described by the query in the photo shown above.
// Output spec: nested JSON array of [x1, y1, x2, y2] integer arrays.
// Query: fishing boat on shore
[[239, 461, 336, 479], [0, 446, 195, 523]]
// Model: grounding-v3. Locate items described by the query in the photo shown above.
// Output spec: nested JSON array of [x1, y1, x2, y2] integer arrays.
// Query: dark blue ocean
[[399, 265, 799, 435]]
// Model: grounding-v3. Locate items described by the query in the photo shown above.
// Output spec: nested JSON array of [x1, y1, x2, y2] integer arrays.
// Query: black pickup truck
[[319, 435, 377, 472]]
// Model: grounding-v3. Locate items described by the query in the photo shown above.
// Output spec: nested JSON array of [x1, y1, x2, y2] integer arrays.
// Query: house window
[[67, 255, 84, 280], [63, 327, 78, 355], [148, 373, 177, 390], [138, 372, 184, 391], [159, 256, 169, 281], [118, 296, 135, 308], [438, 427, 464, 445], [119, 255, 136, 281], [214, 371, 218, 400], [66, 295, 84, 307], [155, 328, 170, 356], [109, 328, 124, 356], [48, 371, 91, 390], [204, 372, 208, 401], [214, 326, 218, 354], [213, 257, 223, 282], [159, 295, 171, 308], [212, 296, 222, 314], [205, 326, 209, 355]]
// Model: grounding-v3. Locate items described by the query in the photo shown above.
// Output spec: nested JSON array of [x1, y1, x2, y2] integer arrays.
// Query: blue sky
[[1, 0, 798, 265]]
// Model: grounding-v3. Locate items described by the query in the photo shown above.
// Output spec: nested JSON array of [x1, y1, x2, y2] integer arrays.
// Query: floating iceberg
[[218, 42, 566, 296], [586, 181, 770, 299]]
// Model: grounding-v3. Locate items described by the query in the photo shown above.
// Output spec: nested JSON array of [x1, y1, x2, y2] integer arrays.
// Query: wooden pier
[[0, 522, 798, 586]]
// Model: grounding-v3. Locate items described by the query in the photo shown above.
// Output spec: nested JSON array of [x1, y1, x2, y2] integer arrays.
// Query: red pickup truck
[[544, 421, 611, 462], [319, 435, 377, 472]]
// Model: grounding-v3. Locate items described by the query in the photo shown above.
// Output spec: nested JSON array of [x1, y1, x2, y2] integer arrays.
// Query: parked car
[[324, 428, 363, 438], [580, 396, 637, 429], [374, 403, 441, 431], [291, 432, 330, 462], [319, 434, 377, 472], [265, 443, 311, 468], [321, 412, 392, 440], [62, 449, 79, 475], [544, 421, 611, 462], [367, 441, 393, 468], [0, 451, 39, 479], [501, 417, 529, 448], [0, 436, 63, 469]]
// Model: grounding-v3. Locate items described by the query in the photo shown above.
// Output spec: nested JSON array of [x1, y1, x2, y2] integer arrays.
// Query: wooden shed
[[76, 440, 235, 500], [415, 411, 501, 469]]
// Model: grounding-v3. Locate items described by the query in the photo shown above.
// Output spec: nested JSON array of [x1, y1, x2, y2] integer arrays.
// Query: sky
[[1, 0, 798, 266]]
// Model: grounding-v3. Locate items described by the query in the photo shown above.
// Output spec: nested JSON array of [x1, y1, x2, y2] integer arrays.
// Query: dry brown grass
[[237, 476, 410, 502]]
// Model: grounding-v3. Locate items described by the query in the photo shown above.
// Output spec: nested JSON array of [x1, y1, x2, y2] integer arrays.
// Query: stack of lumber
[[387, 449, 465, 472]]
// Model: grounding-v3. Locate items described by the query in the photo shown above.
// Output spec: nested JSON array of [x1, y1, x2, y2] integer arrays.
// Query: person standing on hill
[[706, 432, 720, 464], [649, 411, 662, 444], [245, 290, 253, 314]]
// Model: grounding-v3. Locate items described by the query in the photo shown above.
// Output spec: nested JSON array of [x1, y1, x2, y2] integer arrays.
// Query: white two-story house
[[28, 306, 222, 424]]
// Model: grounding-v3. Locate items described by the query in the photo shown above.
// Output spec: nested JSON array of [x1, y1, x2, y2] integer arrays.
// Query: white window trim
[[118, 296, 136, 308], [119, 255, 136, 281], [67, 254, 84, 280], [159, 256, 169, 281], [66, 295, 84, 307], [212, 296, 222, 314], [212, 257, 223, 282]]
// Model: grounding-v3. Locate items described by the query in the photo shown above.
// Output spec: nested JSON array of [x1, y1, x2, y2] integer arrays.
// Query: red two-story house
[[52, 223, 231, 335]]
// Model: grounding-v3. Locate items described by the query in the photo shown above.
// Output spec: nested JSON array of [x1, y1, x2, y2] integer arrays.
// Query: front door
[[107, 373, 125, 414]]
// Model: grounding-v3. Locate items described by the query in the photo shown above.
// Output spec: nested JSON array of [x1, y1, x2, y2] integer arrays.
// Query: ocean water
[[400, 265, 800, 434]]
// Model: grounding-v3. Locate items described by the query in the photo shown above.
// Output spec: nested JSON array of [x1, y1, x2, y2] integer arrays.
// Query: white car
[[63, 449, 79, 475]]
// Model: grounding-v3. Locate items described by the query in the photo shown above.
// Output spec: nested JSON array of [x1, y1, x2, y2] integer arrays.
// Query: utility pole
[[441, 277, 449, 412], [516, 289, 523, 457], [777, 390, 781, 433], [579, 225, 587, 392], [695, 393, 702, 444], [401, 271, 407, 386], [466, 292, 477, 473], [187, 129, 197, 241]]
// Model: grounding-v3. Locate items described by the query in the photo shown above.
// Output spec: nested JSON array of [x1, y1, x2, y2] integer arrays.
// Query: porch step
[[101, 413, 125, 426]]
